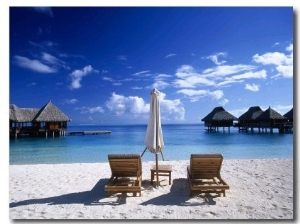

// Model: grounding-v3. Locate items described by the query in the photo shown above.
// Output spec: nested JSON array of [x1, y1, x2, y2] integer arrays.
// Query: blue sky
[[9, 6, 293, 125]]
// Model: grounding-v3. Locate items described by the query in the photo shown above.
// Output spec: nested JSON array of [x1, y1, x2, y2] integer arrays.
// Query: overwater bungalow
[[256, 106, 287, 133], [201, 106, 238, 132], [234, 106, 263, 132], [10, 100, 71, 138], [284, 108, 293, 123], [283, 107, 293, 133]]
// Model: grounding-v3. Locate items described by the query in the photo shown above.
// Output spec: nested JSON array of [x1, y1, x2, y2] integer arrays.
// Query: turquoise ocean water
[[9, 124, 293, 165]]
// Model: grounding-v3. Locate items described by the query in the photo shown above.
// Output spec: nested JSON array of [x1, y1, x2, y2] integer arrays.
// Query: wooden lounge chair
[[187, 154, 229, 197], [104, 154, 142, 197]]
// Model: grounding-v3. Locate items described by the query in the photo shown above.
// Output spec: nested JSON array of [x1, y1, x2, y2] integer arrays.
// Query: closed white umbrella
[[143, 88, 164, 187]]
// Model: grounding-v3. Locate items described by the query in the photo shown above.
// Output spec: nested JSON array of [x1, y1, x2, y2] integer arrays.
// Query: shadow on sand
[[9, 178, 110, 208], [140, 178, 219, 206], [10, 178, 221, 208]]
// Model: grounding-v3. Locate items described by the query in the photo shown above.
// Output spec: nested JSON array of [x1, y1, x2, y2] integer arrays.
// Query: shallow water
[[9, 124, 293, 165]]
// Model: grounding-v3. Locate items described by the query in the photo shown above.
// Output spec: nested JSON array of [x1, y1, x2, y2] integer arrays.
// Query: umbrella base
[[150, 164, 172, 186]]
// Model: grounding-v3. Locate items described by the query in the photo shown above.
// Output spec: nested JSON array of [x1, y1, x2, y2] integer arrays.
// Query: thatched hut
[[283, 108, 293, 123], [10, 100, 71, 138], [201, 106, 238, 132], [256, 106, 287, 133], [235, 106, 263, 132], [283, 108, 293, 133]]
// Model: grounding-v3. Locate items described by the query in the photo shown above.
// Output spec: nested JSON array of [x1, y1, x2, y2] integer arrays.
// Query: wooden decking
[[234, 122, 293, 134], [67, 130, 111, 135]]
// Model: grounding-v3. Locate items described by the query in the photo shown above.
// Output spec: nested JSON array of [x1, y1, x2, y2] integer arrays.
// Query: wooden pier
[[234, 122, 293, 134], [67, 130, 111, 135]]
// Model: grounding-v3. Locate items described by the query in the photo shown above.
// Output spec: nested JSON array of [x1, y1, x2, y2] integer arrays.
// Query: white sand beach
[[9, 158, 293, 220]]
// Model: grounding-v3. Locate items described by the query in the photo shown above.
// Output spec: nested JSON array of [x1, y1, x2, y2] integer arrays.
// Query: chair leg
[[151, 171, 154, 185]]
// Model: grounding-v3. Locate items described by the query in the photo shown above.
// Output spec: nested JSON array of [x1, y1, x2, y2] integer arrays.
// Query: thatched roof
[[283, 108, 293, 120], [201, 106, 238, 121], [9, 104, 39, 122], [238, 106, 263, 121], [34, 101, 71, 122], [10, 101, 71, 122], [257, 107, 286, 121]]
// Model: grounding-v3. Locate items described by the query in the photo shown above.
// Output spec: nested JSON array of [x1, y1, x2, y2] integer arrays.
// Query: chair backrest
[[108, 154, 142, 178], [190, 154, 223, 179]]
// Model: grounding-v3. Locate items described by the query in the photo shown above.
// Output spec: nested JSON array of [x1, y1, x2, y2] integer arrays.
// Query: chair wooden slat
[[104, 154, 142, 197], [187, 154, 229, 197]]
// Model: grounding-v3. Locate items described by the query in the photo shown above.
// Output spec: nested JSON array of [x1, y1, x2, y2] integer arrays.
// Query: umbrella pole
[[160, 151, 164, 161], [141, 147, 147, 157], [156, 153, 159, 187]]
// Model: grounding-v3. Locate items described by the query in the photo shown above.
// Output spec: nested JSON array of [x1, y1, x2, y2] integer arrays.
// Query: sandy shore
[[9, 158, 293, 220]]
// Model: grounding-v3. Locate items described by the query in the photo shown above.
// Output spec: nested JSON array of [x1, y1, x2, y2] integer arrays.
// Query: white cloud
[[275, 65, 293, 78], [76, 106, 105, 114], [175, 65, 196, 78], [132, 70, 150, 76], [252, 52, 290, 65], [156, 74, 172, 79], [113, 82, 122, 86], [105, 92, 185, 121], [219, 98, 229, 106], [202, 64, 256, 78], [41, 52, 70, 70], [174, 63, 264, 103], [14, 51, 70, 73], [286, 44, 293, 52], [174, 64, 260, 90], [102, 76, 114, 82], [210, 90, 224, 100], [177, 89, 225, 103], [252, 45, 293, 78], [66, 99, 78, 104], [14, 55, 57, 73], [230, 70, 267, 80], [177, 89, 209, 97], [216, 79, 244, 87], [152, 73, 172, 89], [42, 53, 58, 64], [131, 86, 143, 90], [165, 53, 177, 59], [102, 76, 123, 86], [159, 92, 185, 121], [152, 80, 170, 90], [173, 60, 269, 103], [106, 92, 149, 116], [205, 52, 227, 65], [89, 107, 105, 113], [245, 83, 260, 92], [69, 65, 99, 90], [29, 40, 58, 49], [174, 65, 215, 88]]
